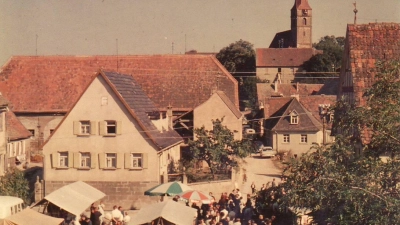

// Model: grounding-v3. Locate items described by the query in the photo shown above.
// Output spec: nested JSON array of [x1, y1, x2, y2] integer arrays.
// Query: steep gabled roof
[[102, 71, 183, 150], [44, 71, 182, 151], [268, 98, 322, 132], [300, 95, 337, 129], [0, 55, 238, 113], [256, 48, 322, 67], [6, 111, 31, 141]]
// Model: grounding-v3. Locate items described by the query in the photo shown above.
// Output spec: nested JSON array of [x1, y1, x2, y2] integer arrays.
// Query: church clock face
[[302, 9, 308, 16]]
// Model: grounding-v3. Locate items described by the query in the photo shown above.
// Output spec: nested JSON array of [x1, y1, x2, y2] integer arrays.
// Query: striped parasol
[[144, 181, 192, 196], [179, 190, 213, 204]]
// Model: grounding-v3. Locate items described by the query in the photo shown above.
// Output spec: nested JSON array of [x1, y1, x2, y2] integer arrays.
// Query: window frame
[[283, 134, 290, 143], [290, 115, 298, 124], [131, 153, 143, 169], [80, 152, 91, 168], [105, 153, 117, 169], [80, 121, 91, 135], [106, 121, 116, 135], [59, 151, 69, 168], [300, 134, 308, 143]]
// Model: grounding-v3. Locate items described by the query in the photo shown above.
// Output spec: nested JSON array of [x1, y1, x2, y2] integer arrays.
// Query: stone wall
[[44, 180, 159, 210]]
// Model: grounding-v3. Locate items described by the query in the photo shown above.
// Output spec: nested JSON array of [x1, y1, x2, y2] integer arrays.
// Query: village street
[[239, 155, 283, 196]]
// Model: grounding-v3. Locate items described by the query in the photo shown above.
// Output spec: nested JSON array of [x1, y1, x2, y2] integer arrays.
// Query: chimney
[[167, 104, 173, 130], [274, 81, 278, 92]]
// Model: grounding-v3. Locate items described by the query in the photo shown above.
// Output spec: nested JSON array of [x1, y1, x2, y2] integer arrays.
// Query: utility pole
[[319, 104, 331, 145]]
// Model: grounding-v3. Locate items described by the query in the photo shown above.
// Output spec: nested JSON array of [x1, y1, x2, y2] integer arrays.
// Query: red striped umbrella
[[179, 190, 213, 204]]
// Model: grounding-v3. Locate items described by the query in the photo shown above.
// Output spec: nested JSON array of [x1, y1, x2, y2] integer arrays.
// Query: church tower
[[290, 0, 312, 48]]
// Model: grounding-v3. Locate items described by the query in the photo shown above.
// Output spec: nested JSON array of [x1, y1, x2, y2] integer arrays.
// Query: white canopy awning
[[129, 200, 197, 225], [38, 181, 105, 216], [2, 209, 63, 225]]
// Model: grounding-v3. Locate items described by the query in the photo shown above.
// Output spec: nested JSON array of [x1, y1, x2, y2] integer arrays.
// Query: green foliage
[[216, 39, 256, 74], [188, 118, 253, 179], [302, 35, 345, 83], [0, 168, 30, 204], [276, 60, 400, 224]]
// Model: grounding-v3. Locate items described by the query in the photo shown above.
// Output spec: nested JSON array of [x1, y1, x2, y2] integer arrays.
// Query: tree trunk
[[205, 160, 215, 180]]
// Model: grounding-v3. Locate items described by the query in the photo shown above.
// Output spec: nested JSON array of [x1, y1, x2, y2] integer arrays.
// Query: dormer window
[[289, 111, 299, 124]]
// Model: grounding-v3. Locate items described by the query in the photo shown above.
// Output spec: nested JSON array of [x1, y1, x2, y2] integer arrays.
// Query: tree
[[216, 40, 257, 109], [302, 35, 345, 83], [258, 60, 400, 224], [0, 168, 30, 204], [187, 118, 253, 179], [216, 39, 256, 74]]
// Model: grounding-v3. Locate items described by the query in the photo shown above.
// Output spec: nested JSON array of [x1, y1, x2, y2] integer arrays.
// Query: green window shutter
[[90, 153, 97, 169], [90, 121, 97, 135], [124, 153, 131, 169], [99, 121, 106, 136], [73, 121, 80, 135], [98, 153, 105, 169], [116, 153, 123, 169], [142, 153, 148, 169], [116, 121, 122, 135], [73, 152, 80, 168], [51, 153, 59, 168], [68, 151, 73, 168]]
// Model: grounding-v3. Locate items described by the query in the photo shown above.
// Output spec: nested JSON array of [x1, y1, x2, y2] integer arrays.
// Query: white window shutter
[[90, 153, 97, 169], [68, 151, 73, 168], [142, 153, 148, 169], [73, 121, 80, 135], [116, 121, 122, 135], [51, 153, 59, 168], [98, 153, 105, 169], [73, 152, 80, 168], [116, 153, 123, 169], [90, 121, 97, 135], [124, 153, 131, 169], [99, 121, 106, 136]]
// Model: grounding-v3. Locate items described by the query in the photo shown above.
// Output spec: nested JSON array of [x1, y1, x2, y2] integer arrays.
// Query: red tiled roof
[[293, 0, 312, 10], [300, 95, 337, 127], [257, 83, 324, 101], [256, 48, 322, 67], [340, 23, 400, 105], [0, 55, 238, 113], [263, 97, 292, 118], [6, 111, 31, 141]]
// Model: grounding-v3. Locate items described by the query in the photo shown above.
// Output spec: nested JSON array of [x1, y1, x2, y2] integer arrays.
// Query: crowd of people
[[78, 202, 130, 225]]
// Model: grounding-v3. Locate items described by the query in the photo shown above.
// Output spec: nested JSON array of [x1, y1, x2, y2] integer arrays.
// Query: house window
[[80, 152, 91, 168], [131, 153, 143, 168], [59, 152, 69, 167], [28, 129, 35, 137], [81, 121, 91, 134], [283, 134, 290, 143], [290, 115, 298, 124], [106, 153, 117, 168], [303, 18, 307, 25], [301, 134, 308, 143], [278, 68, 282, 73], [106, 121, 116, 134]]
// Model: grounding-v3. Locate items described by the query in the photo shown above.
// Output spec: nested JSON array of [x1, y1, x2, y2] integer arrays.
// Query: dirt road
[[238, 155, 282, 196]]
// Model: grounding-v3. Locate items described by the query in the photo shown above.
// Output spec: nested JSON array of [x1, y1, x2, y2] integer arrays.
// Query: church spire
[[291, 0, 313, 48]]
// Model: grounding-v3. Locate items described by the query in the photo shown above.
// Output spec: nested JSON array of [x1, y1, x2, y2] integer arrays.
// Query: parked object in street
[[260, 146, 275, 158]]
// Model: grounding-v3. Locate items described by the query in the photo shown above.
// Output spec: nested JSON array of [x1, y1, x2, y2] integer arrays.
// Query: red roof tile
[[6, 111, 31, 141], [300, 95, 337, 127], [256, 48, 322, 67], [0, 55, 238, 113], [340, 23, 400, 105]]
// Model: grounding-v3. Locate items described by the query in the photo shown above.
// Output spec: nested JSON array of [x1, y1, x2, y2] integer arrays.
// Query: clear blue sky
[[0, 0, 399, 66]]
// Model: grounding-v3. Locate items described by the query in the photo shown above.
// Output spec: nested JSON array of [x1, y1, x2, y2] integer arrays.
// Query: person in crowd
[[111, 205, 123, 224], [90, 205, 102, 225], [250, 182, 256, 194], [98, 202, 105, 224], [123, 212, 131, 224], [79, 214, 92, 225]]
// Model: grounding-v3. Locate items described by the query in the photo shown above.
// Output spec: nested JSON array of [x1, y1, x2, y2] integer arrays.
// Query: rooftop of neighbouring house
[[256, 48, 322, 67], [0, 55, 238, 113]]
